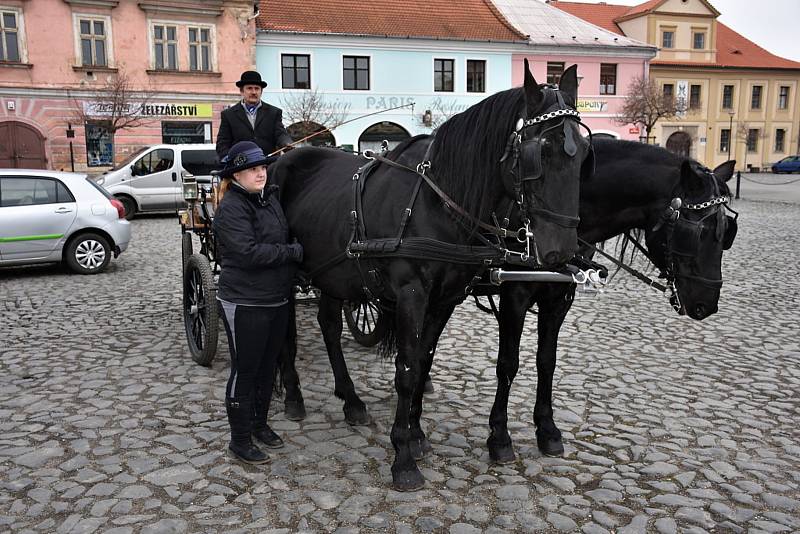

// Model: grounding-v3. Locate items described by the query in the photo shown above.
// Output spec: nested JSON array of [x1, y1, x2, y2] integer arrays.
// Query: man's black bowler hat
[[236, 70, 267, 88]]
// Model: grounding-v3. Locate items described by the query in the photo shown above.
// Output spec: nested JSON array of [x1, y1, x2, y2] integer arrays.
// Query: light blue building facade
[[256, 32, 520, 152]]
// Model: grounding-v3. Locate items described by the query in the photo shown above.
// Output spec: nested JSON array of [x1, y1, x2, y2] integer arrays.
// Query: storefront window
[[162, 122, 210, 144], [85, 121, 113, 167]]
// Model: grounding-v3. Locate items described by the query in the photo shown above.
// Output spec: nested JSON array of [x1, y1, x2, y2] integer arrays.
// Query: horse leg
[[409, 305, 454, 460], [281, 297, 307, 421], [534, 284, 575, 456], [317, 294, 370, 425], [390, 280, 429, 491], [487, 283, 533, 464]]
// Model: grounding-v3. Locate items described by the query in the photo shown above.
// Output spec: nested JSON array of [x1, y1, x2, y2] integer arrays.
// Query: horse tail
[[377, 306, 398, 361]]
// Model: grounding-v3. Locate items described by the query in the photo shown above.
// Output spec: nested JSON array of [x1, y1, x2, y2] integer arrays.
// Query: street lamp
[[727, 111, 735, 162]]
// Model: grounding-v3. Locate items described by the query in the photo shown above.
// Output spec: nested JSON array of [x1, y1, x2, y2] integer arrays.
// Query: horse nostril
[[694, 303, 706, 318]]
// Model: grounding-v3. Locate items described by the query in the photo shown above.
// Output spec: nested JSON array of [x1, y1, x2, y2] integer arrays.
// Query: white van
[[93, 144, 218, 219]]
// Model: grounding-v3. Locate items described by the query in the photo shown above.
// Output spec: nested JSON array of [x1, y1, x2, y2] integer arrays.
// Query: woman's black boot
[[253, 389, 284, 449], [225, 397, 269, 464]]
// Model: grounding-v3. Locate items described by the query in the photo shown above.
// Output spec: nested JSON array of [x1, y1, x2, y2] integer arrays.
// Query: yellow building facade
[[550, 0, 800, 169]]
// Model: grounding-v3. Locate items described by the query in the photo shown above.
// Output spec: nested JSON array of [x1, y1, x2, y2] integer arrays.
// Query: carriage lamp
[[182, 174, 199, 201]]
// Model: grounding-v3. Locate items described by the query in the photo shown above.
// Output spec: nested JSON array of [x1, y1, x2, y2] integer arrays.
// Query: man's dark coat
[[216, 102, 293, 159]]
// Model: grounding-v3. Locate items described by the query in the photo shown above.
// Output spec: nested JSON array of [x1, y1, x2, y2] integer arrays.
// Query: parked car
[[0, 170, 130, 274], [93, 144, 218, 219], [771, 155, 800, 174]]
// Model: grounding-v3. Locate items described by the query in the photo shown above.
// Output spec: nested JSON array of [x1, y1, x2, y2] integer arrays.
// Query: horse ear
[[712, 160, 736, 183], [559, 65, 579, 106], [680, 160, 705, 193], [523, 58, 543, 116]]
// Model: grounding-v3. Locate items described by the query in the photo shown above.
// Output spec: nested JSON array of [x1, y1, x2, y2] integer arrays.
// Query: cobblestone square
[[1, 198, 798, 533]]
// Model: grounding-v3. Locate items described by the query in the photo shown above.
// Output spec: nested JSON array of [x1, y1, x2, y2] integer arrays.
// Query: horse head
[[645, 159, 737, 320], [503, 60, 593, 267]]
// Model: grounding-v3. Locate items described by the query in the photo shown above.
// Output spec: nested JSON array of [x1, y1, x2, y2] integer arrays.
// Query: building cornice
[[63, 0, 120, 8], [0, 86, 239, 101], [137, 1, 223, 17], [256, 31, 656, 59], [651, 63, 800, 74]]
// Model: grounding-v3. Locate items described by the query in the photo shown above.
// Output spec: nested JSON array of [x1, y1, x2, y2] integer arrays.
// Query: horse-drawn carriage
[[177, 174, 385, 366]]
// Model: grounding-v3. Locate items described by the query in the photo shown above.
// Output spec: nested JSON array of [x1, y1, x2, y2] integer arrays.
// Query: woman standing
[[213, 141, 302, 464]]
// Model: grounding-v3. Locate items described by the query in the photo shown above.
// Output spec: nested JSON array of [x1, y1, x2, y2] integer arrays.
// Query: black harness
[[305, 89, 593, 299]]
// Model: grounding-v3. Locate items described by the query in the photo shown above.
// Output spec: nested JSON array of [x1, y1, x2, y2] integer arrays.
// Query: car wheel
[[65, 233, 111, 274], [118, 196, 137, 220]]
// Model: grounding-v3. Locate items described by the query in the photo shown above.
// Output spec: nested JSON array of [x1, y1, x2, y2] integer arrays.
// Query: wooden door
[[0, 121, 47, 168]]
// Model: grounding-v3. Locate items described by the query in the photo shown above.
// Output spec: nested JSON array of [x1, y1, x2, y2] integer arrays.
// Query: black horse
[[270, 61, 593, 490], [279, 139, 738, 469], [486, 138, 738, 463]]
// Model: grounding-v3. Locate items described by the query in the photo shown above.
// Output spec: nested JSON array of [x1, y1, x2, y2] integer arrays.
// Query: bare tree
[[615, 75, 686, 144], [735, 122, 768, 171], [70, 70, 156, 135], [280, 89, 351, 141]]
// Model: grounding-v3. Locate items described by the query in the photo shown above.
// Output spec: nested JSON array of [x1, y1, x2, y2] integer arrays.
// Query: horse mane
[[428, 87, 529, 224]]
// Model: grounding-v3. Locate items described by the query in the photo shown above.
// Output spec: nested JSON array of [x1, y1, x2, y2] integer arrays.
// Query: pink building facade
[[0, 0, 257, 172], [512, 54, 650, 140]]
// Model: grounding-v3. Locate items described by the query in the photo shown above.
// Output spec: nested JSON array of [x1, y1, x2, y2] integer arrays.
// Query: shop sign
[[576, 100, 608, 113], [629, 127, 640, 134], [83, 102, 213, 118]]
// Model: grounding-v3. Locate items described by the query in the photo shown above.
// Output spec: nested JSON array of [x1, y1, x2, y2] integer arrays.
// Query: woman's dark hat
[[219, 141, 269, 177], [236, 70, 267, 88]]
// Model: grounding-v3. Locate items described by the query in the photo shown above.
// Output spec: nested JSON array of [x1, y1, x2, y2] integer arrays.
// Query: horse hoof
[[344, 406, 371, 426], [423, 378, 435, 394], [410, 438, 433, 460], [537, 434, 564, 457], [489, 444, 517, 465], [284, 400, 306, 421], [392, 469, 425, 492]]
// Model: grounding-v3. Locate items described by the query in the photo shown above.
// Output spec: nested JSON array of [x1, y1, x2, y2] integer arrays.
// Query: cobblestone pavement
[[1, 199, 799, 534]]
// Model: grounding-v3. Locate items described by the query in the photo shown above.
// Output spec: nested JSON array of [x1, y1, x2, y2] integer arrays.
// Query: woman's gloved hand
[[287, 242, 303, 263]]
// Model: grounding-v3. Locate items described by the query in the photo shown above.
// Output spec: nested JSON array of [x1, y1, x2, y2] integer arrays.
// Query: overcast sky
[[539, 0, 800, 61]]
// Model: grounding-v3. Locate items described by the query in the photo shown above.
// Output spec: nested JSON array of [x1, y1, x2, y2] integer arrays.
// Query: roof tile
[[257, 0, 526, 42], [548, 0, 800, 69]]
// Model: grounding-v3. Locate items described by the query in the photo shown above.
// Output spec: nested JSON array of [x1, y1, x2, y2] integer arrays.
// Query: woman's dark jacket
[[213, 183, 297, 305]]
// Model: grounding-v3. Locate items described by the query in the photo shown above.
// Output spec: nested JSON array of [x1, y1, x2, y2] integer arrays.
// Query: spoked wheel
[[183, 253, 218, 366], [343, 300, 387, 347]]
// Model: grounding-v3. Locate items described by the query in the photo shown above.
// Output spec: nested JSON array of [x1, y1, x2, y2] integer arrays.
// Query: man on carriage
[[216, 71, 293, 160]]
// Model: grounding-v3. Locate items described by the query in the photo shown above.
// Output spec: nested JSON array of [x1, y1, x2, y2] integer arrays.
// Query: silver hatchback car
[[0, 169, 131, 274]]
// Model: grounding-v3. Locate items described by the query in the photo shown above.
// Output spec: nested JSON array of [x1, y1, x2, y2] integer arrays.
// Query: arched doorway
[[358, 122, 411, 153], [287, 121, 336, 147], [666, 131, 692, 157], [0, 121, 47, 168]]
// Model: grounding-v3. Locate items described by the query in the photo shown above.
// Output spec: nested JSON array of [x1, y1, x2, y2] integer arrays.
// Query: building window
[[546, 62, 564, 85], [79, 18, 107, 67], [188, 27, 211, 72], [719, 129, 730, 153], [751, 85, 763, 110], [775, 129, 786, 152], [466, 59, 486, 93], [599, 63, 616, 95], [282, 54, 310, 89], [153, 25, 177, 70], [778, 86, 790, 109], [693, 32, 705, 49], [722, 85, 734, 109], [343, 55, 369, 90], [746, 129, 759, 152], [0, 10, 20, 62], [689, 84, 701, 109], [663, 83, 674, 101], [162, 122, 211, 144], [662, 30, 674, 49], [85, 121, 113, 167], [434, 59, 454, 92]]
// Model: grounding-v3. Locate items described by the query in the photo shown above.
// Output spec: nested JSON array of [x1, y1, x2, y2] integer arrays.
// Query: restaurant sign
[[576, 100, 608, 113], [83, 102, 213, 118]]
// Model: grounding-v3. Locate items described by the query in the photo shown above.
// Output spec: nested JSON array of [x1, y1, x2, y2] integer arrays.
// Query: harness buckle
[[416, 161, 431, 175]]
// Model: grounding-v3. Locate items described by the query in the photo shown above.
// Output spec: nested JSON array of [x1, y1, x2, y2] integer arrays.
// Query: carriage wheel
[[343, 300, 387, 347], [183, 253, 219, 366], [181, 232, 193, 272]]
